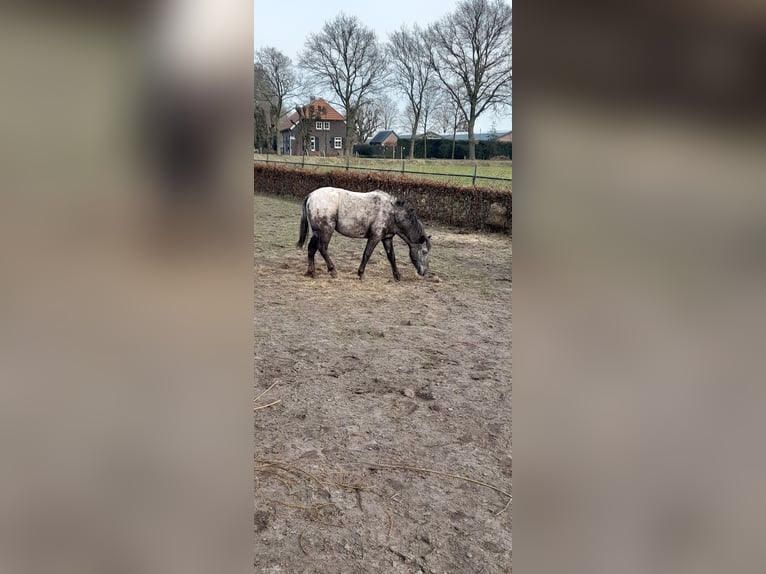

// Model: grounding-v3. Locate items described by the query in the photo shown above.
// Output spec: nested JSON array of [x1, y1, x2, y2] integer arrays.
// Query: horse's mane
[[393, 198, 424, 238]]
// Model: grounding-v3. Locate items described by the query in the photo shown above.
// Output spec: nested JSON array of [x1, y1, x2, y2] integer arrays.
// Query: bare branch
[[428, 0, 512, 160], [298, 13, 388, 155], [387, 24, 437, 159], [254, 47, 298, 154]]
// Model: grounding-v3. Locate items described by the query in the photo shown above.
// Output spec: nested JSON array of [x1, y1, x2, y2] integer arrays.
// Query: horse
[[296, 186, 431, 281]]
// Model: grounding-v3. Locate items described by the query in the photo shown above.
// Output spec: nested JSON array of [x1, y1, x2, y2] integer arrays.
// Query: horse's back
[[309, 186, 390, 202], [308, 187, 393, 213], [306, 187, 393, 237]]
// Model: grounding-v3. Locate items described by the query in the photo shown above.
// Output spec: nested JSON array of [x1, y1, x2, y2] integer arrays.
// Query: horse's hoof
[[393, 273, 401, 281], [329, 269, 337, 278], [304, 270, 315, 278]]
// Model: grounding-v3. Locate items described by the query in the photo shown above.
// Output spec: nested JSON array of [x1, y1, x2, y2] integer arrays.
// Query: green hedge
[[254, 163, 511, 232], [398, 139, 512, 160]]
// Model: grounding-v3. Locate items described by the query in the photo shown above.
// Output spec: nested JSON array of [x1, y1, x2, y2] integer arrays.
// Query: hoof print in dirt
[[402, 388, 415, 398]]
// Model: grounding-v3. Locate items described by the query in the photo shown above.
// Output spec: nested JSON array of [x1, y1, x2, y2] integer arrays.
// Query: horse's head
[[393, 200, 432, 276], [409, 233, 432, 276]]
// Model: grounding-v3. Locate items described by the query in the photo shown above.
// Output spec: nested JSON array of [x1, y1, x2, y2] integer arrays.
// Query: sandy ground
[[254, 193, 512, 573]]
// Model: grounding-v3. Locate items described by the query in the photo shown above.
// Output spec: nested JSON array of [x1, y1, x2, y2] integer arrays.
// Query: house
[[369, 130, 398, 147], [444, 130, 512, 142], [279, 98, 346, 156]]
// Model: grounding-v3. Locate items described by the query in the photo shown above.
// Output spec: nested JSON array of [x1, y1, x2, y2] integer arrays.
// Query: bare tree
[[419, 83, 443, 159], [433, 100, 454, 135], [433, 97, 468, 159], [254, 47, 297, 154], [253, 104, 269, 150], [294, 101, 327, 155], [253, 65, 271, 150], [354, 100, 383, 144], [299, 14, 387, 155], [378, 93, 400, 131], [428, 0, 512, 160], [401, 101, 416, 131], [388, 24, 435, 160]]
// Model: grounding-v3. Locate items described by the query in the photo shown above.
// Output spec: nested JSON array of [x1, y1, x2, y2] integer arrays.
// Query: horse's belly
[[335, 220, 369, 238]]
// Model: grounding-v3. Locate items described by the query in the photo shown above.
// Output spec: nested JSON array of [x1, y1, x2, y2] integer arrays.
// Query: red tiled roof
[[309, 98, 345, 121], [279, 98, 345, 131]]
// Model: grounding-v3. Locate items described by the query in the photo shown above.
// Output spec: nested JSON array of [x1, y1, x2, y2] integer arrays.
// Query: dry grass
[[254, 381, 281, 411], [255, 457, 511, 518], [364, 462, 512, 515]]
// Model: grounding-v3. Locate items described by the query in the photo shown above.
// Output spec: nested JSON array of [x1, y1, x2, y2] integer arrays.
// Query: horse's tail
[[296, 195, 310, 248]]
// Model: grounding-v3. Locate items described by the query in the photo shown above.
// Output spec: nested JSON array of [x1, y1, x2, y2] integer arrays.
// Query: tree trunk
[[422, 112, 430, 160], [273, 126, 280, 154], [408, 108, 421, 160], [275, 124, 281, 155], [275, 100, 281, 155], [451, 106, 459, 159], [468, 116, 477, 161], [345, 114, 354, 157]]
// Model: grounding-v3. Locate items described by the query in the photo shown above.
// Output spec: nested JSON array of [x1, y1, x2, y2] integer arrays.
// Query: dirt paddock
[[254, 193, 512, 573]]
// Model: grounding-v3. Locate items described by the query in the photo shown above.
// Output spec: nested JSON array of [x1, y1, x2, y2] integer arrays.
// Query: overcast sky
[[253, 0, 512, 133]]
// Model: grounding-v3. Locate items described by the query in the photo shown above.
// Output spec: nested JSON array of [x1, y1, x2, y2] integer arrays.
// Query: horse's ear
[[427, 235, 432, 240]]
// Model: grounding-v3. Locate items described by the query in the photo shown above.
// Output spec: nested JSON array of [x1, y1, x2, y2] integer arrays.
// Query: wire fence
[[253, 154, 512, 189]]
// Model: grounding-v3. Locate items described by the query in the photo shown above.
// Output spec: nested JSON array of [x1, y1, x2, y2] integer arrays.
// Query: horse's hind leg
[[317, 230, 337, 278], [305, 233, 319, 278]]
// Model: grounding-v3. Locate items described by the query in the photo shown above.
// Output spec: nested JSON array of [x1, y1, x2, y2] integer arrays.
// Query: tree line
[[254, 0, 512, 161]]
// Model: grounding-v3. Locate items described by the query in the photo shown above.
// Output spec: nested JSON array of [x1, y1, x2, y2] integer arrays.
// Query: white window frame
[[315, 121, 323, 130], [310, 136, 316, 152], [323, 121, 330, 131], [333, 137, 342, 150]]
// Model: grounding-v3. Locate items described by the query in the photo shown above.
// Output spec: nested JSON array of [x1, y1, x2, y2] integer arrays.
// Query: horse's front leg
[[357, 237, 380, 280], [382, 237, 400, 281]]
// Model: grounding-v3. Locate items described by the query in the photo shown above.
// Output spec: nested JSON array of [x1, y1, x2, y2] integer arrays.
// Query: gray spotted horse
[[296, 186, 431, 280]]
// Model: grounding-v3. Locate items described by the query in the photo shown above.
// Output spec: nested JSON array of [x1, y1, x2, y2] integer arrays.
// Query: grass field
[[254, 154, 512, 190]]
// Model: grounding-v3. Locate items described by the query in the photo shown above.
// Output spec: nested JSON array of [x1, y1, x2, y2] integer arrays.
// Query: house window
[[323, 121, 330, 131], [333, 137, 342, 150], [310, 136, 316, 152], [315, 121, 323, 130]]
